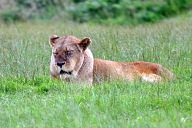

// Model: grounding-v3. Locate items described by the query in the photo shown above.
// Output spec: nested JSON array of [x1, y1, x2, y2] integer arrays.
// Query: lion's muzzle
[[57, 62, 65, 68], [60, 70, 72, 75]]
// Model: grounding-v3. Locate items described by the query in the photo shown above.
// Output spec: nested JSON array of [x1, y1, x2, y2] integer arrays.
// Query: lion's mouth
[[60, 70, 72, 75]]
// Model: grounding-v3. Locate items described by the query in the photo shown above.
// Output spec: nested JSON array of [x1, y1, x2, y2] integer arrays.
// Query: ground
[[0, 15, 191, 127]]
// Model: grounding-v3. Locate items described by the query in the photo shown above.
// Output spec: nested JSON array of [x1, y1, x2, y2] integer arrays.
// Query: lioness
[[50, 35, 174, 85]]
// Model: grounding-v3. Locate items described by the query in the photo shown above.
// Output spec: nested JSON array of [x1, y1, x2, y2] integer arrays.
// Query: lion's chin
[[60, 74, 71, 80]]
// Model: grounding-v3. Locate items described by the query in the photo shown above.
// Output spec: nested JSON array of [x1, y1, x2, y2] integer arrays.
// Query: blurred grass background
[[0, 0, 192, 24]]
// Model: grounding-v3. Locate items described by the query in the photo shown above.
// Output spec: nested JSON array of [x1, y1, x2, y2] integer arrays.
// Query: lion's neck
[[77, 48, 94, 84]]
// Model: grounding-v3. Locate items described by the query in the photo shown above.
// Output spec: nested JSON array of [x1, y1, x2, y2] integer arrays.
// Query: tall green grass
[[0, 17, 191, 127]]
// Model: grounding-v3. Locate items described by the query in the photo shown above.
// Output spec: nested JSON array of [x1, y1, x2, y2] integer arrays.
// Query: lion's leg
[[141, 73, 162, 83]]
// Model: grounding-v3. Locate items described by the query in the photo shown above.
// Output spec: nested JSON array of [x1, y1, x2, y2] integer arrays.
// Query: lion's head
[[50, 35, 91, 79]]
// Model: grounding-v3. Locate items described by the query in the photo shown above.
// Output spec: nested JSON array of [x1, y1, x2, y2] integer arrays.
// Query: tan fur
[[50, 35, 175, 85], [93, 59, 175, 83]]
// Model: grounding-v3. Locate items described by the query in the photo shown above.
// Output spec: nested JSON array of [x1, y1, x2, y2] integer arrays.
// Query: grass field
[[0, 16, 192, 127]]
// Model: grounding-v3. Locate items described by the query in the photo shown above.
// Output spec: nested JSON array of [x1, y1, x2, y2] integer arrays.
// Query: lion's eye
[[53, 52, 58, 55], [66, 51, 73, 56]]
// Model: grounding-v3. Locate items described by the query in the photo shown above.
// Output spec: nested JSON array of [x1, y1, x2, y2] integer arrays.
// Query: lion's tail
[[158, 65, 175, 81]]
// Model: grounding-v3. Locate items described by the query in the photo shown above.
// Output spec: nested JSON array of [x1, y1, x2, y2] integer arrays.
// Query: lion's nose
[[57, 62, 65, 68]]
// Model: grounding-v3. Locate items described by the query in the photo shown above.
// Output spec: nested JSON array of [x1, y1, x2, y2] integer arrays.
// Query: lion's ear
[[49, 35, 59, 47], [78, 37, 91, 51]]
